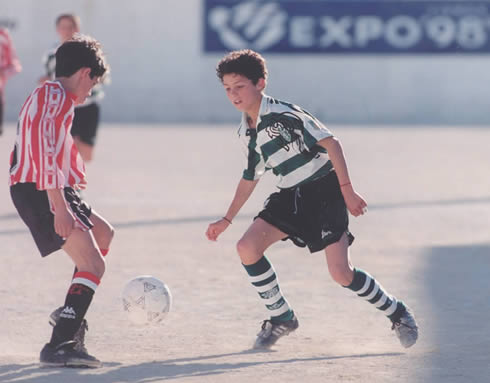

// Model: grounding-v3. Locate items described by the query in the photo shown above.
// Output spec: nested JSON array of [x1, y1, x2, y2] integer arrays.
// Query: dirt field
[[0, 123, 489, 383]]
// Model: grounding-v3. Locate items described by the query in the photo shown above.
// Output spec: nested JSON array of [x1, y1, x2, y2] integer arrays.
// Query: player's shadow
[[0, 351, 403, 382], [0, 212, 19, 221], [423, 243, 490, 381]]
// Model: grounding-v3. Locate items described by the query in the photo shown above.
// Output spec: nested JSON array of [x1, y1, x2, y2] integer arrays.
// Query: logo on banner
[[208, 1, 286, 50], [205, 0, 490, 53]]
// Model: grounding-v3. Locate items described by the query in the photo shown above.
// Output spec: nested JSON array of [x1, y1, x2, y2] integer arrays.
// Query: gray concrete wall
[[2, 0, 490, 124]]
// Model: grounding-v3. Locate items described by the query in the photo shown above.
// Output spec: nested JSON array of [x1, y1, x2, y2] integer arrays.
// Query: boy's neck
[[57, 77, 79, 103], [57, 77, 75, 93], [246, 93, 264, 129]]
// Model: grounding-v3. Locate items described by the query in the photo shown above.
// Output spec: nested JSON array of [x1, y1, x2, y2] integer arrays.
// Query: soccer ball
[[122, 275, 172, 325]]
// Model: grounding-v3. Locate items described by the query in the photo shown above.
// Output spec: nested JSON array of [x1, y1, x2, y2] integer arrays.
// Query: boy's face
[[74, 68, 100, 105], [56, 18, 79, 43], [222, 73, 264, 114]]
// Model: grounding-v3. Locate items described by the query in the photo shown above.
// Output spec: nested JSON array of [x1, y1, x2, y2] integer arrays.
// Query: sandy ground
[[0, 123, 489, 383]]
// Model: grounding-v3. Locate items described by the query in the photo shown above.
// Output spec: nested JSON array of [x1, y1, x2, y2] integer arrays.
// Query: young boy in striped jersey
[[206, 49, 418, 350], [9, 35, 112, 368]]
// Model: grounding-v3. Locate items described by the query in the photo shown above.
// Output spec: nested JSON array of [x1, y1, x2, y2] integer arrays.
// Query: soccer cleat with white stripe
[[391, 307, 419, 348], [40, 340, 101, 368], [253, 314, 299, 349], [49, 306, 89, 353]]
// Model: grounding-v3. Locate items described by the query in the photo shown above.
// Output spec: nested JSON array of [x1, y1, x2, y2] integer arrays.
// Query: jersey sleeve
[[298, 109, 333, 151], [33, 87, 72, 190]]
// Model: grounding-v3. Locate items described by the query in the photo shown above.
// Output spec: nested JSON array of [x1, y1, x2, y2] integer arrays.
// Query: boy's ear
[[80, 67, 91, 78], [257, 77, 266, 91]]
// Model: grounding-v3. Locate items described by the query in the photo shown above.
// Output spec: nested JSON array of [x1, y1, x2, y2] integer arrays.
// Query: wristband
[[222, 217, 232, 224], [340, 182, 351, 188]]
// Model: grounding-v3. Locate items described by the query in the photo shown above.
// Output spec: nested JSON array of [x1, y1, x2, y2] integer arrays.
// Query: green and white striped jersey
[[239, 94, 334, 189]]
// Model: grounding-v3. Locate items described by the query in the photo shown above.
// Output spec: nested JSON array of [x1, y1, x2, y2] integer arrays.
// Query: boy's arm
[[46, 188, 75, 238], [317, 136, 367, 217], [206, 178, 259, 241]]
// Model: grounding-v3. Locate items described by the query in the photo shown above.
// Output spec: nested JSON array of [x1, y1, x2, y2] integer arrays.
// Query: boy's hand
[[341, 185, 368, 217], [206, 219, 231, 241], [54, 207, 75, 238]]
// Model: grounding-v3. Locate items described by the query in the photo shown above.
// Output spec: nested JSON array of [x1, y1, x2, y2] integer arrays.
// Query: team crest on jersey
[[265, 112, 305, 153]]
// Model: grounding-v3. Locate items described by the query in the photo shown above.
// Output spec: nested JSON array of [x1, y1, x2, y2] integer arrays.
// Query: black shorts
[[10, 183, 93, 257], [71, 102, 100, 146], [257, 171, 355, 253]]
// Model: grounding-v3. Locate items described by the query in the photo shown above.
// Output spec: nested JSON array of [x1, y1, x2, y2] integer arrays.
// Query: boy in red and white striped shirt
[[9, 35, 112, 368]]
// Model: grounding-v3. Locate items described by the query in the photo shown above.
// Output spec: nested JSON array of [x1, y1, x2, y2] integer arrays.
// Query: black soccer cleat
[[40, 340, 101, 368], [49, 306, 88, 353], [253, 314, 299, 349]]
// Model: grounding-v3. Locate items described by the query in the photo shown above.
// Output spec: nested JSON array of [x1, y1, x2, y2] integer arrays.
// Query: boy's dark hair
[[55, 34, 109, 79], [216, 49, 268, 85], [55, 13, 81, 29]]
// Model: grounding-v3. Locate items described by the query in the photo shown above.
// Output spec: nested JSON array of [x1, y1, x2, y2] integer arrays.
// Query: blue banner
[[203, 0, 490, 53]]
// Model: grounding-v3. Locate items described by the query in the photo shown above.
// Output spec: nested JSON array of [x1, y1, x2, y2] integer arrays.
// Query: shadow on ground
[[0, 351, 403, 382], [422, 243, 490, 382]]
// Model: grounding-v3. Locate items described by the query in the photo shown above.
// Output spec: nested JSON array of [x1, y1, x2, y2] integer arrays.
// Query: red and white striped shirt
[[9, 81, 87, 190], [0, 28, 22, 89]]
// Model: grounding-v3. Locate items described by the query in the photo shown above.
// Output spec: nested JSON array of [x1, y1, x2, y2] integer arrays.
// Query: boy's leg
[[89, 210, 115, 252], [237, 218, 299, 349], [50, 210, 115, 350], [325, 233, 418, 348], [42, 228, 104, 368]]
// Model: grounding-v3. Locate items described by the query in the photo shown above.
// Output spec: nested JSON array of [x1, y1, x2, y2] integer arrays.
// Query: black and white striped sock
[[345, 268, 405, 322], [243, 256, 293, 322]]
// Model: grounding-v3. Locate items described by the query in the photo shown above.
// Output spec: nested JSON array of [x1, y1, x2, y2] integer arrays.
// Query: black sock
[[50, 272, 100, 346]]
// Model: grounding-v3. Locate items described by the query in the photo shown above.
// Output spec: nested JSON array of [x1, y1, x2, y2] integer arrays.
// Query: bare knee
[[236, 237, 261, 264], [328, 263, 354, 286], [105, 225, 115, 246], [79, 251, 106, 279], [93, 220, 115, 250]]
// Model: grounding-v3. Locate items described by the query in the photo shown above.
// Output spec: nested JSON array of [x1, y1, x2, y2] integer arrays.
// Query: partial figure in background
[[10, 35, 113, 368], [206, 49, 419, 350], [0, 27, 22, 136], [40, 14, 106, 162]]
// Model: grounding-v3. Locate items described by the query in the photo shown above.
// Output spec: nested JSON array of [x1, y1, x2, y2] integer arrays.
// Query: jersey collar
[[51, 80, 78, 103], [239, 93, 270, 135]]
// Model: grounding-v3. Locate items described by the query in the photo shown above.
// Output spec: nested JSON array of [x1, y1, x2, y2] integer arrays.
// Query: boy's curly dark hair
[[55, 34, 109, 79], [216, 49, 268, 85]]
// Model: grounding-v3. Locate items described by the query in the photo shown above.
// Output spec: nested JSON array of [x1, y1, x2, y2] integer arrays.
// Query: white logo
[[208, 1, 287, 50], [321, 230, 332, 239], [60, 306, 77, 319]]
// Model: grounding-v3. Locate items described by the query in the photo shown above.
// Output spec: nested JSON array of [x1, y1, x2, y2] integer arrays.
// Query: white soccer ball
[[122, 275, 172, 325]]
